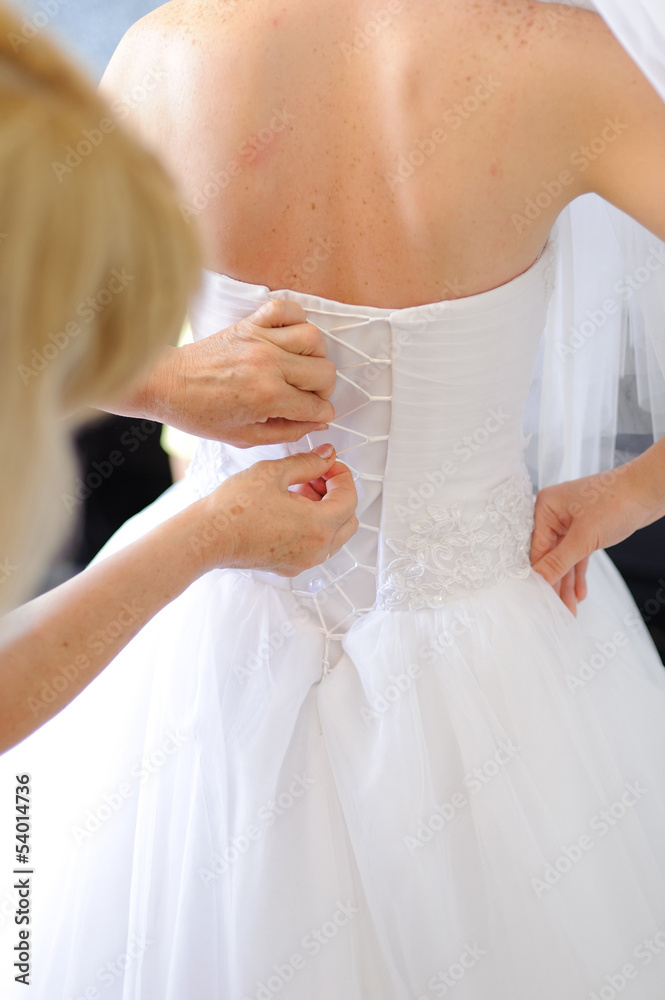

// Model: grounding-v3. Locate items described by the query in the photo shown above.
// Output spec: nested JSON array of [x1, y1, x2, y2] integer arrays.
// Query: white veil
[[525, 0, 665, 489]]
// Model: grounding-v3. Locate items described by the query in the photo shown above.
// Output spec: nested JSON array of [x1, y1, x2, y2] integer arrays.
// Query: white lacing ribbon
[[292, 308, 393, 675]]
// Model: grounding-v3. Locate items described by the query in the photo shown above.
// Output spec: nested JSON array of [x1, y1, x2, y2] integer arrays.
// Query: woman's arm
[[529, 13, 665, 612], [0, 446, 357, 753], [531, 438, 665, 615]]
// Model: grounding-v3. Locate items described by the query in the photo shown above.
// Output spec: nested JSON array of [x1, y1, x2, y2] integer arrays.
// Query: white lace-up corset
[[188, 234, 557, 670]]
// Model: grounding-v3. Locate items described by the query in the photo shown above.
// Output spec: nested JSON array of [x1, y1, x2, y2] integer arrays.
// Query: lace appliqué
[[377, 473, 535, 611], [187, 439, 230, 499]]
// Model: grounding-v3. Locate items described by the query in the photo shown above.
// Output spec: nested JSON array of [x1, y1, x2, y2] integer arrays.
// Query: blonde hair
[[0, 4, 201, 611]]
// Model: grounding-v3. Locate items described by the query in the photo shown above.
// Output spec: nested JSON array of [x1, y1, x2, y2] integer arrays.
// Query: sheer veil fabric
[[527, 0, 665, 487]]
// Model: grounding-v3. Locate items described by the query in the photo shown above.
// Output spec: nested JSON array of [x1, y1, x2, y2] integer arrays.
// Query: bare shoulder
[[517, 2, 665, 240], [99, 0, 238, 154], [100, 0, 241, 94]]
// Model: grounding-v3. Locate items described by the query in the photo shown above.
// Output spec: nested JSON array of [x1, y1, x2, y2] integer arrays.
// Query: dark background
[[8, 0, 665, 658]]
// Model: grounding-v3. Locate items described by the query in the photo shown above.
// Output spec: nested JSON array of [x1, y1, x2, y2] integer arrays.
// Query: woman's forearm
[[0, 445, 357, 755], [625, 435, 665, 527], [0, 503, 210, 754]]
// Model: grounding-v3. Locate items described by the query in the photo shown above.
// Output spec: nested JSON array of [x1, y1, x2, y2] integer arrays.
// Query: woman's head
[[0, 4, 201, 609]]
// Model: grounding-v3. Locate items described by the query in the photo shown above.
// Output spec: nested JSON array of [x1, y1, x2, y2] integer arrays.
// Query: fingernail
[[313, 443, 334, 459], [313, 424, 329, 432]]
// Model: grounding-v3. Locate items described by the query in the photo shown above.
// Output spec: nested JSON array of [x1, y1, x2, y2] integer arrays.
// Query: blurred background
[[7, 0, 665, 660], [7, 0, 172, 583]]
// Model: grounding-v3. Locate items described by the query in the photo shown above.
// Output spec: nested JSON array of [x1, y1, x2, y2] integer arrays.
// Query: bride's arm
[[580, 16, 665, 244], [530, 14, 665, 613], [0, 447, 357, 754], [531, 440, 665, 615]]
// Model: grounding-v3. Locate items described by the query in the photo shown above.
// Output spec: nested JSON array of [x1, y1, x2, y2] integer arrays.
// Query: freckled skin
[[104, 0, 665, 307]]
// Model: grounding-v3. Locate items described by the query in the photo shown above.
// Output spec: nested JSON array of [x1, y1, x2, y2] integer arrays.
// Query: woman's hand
[[190, 444, 359, 577], [530, 451, 665, 615], [111, 300, 337, 447]]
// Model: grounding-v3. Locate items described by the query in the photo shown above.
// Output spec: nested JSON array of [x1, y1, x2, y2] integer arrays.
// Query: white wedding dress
[[4, 2, 665, 997], [5, 224, 665, 1000]]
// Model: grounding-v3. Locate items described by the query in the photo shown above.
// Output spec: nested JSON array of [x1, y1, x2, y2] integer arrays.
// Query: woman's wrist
[[623, 440, 665, 528], [101, 348, 173, 422], [165, 495, 235, 579]]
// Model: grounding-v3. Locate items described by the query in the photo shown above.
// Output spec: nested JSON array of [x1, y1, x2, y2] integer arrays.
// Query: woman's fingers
[[559, 569, 578, 617], [575, 556, 589, 603], [328, 513, 361, 556]]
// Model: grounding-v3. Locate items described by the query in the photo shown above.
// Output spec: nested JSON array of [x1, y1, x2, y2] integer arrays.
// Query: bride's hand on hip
[[113, 300, 336, 447], [190, 444, 358, 577], [530, 455, 664, 616]]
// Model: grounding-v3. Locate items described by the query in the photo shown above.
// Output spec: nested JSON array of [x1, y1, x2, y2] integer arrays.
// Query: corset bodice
[[188, 232, 557, 668]]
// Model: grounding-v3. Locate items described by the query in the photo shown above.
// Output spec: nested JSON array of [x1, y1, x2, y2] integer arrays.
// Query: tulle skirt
[[2, 478, 665, 1000]]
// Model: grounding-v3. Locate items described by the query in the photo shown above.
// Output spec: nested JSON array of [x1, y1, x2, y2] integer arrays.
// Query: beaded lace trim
[[376, 471, 535, 612], [188, 235, 556, 670]]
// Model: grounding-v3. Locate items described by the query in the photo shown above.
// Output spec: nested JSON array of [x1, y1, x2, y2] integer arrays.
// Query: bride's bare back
[[104, 0, 665, 307]]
